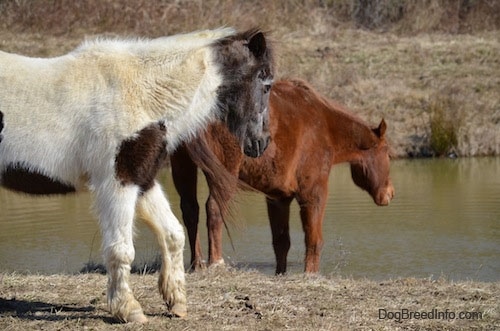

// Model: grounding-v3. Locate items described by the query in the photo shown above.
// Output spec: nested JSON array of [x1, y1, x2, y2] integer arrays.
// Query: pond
[[0, 157, 499, 281]]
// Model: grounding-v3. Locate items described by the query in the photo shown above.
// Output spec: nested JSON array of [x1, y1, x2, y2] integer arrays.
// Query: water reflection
[[0, 158, 498, 281]]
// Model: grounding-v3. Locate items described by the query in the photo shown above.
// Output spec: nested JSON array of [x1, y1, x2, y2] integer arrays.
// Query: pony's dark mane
[[212, 27, 274, 70], [215, 27, 272, 50], [183, 129, 237, 219], [184, 28, 274, 220], [213, 28, 275, 124]]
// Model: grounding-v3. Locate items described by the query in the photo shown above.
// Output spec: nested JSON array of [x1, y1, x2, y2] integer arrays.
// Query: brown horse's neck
[[325, 103, 377, 166], [271, 79, 378, 167]]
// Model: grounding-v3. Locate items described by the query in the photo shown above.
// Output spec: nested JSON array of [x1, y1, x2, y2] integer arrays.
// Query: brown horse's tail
[[183, 130, 238, 220]]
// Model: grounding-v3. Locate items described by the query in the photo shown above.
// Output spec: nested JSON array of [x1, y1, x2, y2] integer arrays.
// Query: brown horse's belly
[[239, 164, 296, 199]]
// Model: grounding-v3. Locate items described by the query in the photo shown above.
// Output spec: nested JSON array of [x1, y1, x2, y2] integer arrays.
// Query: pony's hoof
[[127, 310, 148, 323], [170, 303, 187, 318]]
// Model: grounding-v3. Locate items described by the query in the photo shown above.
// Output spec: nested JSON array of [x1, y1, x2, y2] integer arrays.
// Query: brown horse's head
[[212, 29, 274, 158], [350, 119, 394, 206]]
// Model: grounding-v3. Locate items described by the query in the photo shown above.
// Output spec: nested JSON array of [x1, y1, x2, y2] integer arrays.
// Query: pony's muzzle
[[244, 135, 270, 158]]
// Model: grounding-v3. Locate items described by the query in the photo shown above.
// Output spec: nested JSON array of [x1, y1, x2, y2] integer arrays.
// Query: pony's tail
[[183, 130, 238, 220]]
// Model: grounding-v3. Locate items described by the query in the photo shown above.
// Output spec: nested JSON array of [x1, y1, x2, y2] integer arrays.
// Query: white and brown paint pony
[[0, 27, 274, 322]]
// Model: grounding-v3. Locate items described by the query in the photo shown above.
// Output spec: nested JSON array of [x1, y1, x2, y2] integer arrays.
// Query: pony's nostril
[[258, 136, 270, 155]]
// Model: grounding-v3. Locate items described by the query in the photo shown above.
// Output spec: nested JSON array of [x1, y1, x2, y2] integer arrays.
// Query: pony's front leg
[[137, 182, 187, 317], [95, 183, 147, 323]]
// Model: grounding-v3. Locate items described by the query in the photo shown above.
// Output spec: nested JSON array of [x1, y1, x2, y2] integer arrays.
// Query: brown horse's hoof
[[170, 303, 187, 318], [208, 258, 225, 269]]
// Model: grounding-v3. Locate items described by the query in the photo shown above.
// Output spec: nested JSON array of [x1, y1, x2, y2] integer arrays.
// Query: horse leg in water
[[205, 175, 226, 266], [266, 196, 294, 274], [171, 147, 203, 271], [136, 182, 187, 317], [204, 163, 241, 266], [203, 133, 242, 267], [297, 180, 328, 273]]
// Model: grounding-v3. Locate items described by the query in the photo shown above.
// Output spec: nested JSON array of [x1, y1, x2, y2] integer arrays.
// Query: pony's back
[[74, 27, 236, 57]]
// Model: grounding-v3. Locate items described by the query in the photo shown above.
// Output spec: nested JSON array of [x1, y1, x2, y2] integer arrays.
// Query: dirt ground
[[0, 268, 498, 330]]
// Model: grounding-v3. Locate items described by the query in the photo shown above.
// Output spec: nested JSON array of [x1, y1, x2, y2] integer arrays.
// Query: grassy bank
[[1, 268, 498, 330], [1, 0, 499, 157]]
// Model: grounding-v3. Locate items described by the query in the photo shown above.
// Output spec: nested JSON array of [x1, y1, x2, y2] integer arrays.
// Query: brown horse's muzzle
[[375, 182, 395, 206]]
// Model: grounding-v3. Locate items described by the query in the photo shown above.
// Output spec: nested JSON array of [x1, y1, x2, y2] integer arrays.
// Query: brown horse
[[171, 79, 394, 274]]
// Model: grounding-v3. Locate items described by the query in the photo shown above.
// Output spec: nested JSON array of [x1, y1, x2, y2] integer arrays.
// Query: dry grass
[[1, 268, 499, 330], [1, 0, 498, 35]]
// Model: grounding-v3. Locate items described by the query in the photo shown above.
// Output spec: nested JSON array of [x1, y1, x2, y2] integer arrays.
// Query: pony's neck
[[123, 44, 222, 150], [326, 106, 375, 165]]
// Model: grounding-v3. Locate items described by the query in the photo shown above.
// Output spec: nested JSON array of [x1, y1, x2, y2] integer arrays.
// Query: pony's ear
[[247, 31, 266, 58], [373, 119, 387, 138]]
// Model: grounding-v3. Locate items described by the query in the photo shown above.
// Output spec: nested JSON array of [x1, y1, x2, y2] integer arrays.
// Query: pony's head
[[350, 119, 394, 206], [212, 29, 274, 158]]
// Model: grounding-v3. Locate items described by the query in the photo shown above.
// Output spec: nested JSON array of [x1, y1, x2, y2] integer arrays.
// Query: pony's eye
[[259, 68, 273, 94]]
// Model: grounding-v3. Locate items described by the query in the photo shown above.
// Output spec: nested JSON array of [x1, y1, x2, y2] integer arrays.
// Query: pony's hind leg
[[137, 181, 187, 317], [95, 183, 147, 323]]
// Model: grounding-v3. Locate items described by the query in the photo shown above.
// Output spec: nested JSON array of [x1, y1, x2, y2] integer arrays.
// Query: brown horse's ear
[[247, 31, 266, 58], [373, 119, 387, 138]]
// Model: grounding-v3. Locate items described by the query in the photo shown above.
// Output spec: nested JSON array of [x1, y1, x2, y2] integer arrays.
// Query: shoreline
[[1, 268, 498, 330]]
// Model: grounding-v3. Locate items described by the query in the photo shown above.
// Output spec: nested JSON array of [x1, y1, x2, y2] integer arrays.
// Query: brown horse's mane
[[285, 78, 371, 128], [282, 78, 382, 151]]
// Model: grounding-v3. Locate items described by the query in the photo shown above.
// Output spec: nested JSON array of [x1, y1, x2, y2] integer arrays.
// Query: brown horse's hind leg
[[297, 182, 328, 273], [171, 147, 204, 271], [266, 196, 293, 275]]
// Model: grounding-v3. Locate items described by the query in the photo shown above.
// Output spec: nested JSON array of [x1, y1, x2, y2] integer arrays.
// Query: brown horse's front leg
[[266, 196, 293, 275], [171, 147, 204, 271], [297, 183, 328, 273], [205, 189, 225, 266], [202, 129, 242, 267], [182, 192, 204, 271]]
